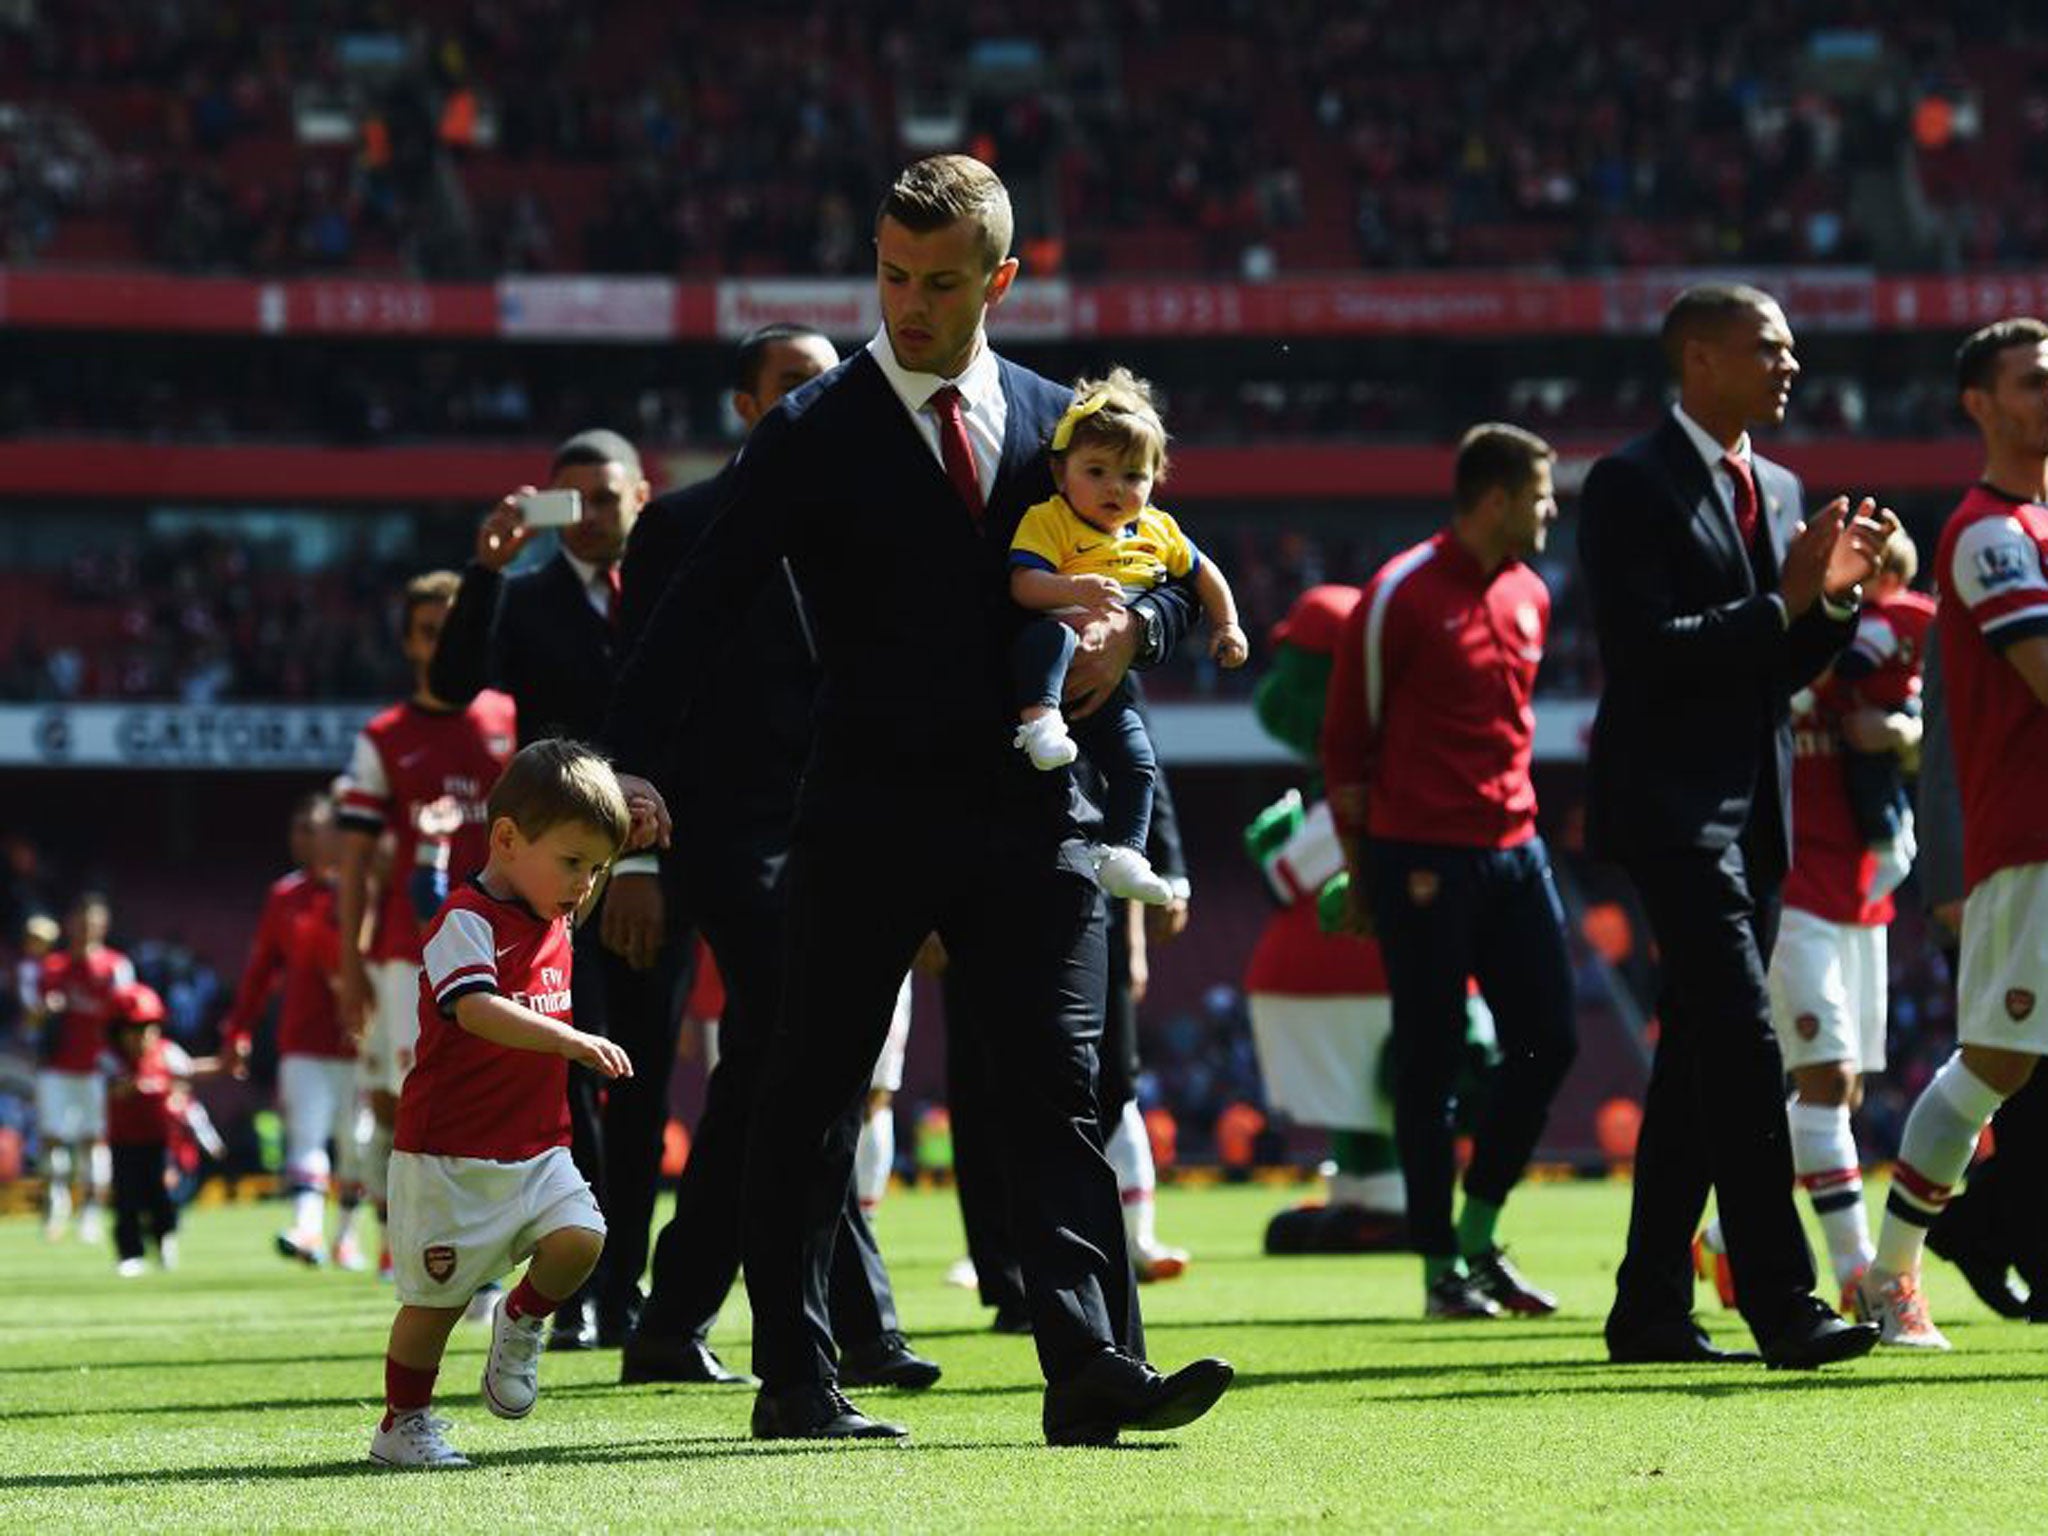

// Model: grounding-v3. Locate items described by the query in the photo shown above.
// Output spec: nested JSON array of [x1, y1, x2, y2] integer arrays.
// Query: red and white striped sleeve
[[335, 729, 391, 835], [1949, 513, 2048, 651], [422, 905, 498, 1014]]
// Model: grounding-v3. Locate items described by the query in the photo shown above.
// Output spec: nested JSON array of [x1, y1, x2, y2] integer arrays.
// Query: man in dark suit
[[614, 324, 937, 1392], [605, 154, 1231, 1444], [429, 430, 687, 1350], [1579, 283, 1892, 1369]]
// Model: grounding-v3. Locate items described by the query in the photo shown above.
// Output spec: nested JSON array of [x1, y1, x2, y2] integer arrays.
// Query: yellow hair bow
[[1050, 391, 1112, 452]]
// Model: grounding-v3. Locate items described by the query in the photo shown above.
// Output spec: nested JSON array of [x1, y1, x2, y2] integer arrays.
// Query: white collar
[[1671, 402, 1752, 475], [558, 547, 611, 591], [865, 325, 1004, 419]]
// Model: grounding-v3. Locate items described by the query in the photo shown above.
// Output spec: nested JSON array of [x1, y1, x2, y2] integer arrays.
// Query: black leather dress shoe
[[1760, 1302, 1879, 1370], [750, 1383, 908, 1441], [1926, 1228, 2030, 1319], [1042, 1350, 1234, 1447], [547, 1299, 598, 1352], [990, 1301, 1034, 1335], [1606, 1320, 1761, 1364], [618, 1332, 752, 1386], [836, 1331, 942, 1390]]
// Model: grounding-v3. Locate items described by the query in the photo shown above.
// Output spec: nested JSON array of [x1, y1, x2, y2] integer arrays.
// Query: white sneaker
[[944, 1256, 980, 1291], [116, 1257, 146, 1278], [158, 1235, 178, 1271], [331, 1234, 368, 1272], [1133, 1240, 1191, 1283], [1095, 845, 1174, 905], [276, 1229, 324, 1267], [1014, 713, 1079, 770], [369, 1409, 471, 1469], [481, 1305, 547, 1419], [465, 1281, 504, 1323], [1855, 1268, 1951, 1350], [77, 1207, 104, 1245]]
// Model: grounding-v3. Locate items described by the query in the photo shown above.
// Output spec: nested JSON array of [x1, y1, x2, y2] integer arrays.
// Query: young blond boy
[[371, 740, 636, 1469]]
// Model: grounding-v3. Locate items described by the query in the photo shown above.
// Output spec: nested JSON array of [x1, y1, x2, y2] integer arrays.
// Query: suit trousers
[[572, 886, 692, 1319], [744, 800, 1136, 1388], [1609, 839, 1817, 1344], [1367, 836, 1578, 1258], [635, 844, 899, 1350]]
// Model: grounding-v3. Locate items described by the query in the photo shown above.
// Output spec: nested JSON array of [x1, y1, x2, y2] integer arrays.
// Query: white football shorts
[[1958, 860, 2048, 1055], [359, 960, 423, 1097], [35, 1069, 105, 1144], [388, 1145, 604, 1308], [1768, 906, 1887, 1073]]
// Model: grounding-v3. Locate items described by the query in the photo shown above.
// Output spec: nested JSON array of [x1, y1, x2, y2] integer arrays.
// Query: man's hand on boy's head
[[476, 489, 536, 572], [567, 1031, 634, 1080]]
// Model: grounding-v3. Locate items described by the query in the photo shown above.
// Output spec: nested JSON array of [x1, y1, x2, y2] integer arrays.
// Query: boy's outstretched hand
[[567, 1031, 634, 1079], [1211, 623, 1249, 668]]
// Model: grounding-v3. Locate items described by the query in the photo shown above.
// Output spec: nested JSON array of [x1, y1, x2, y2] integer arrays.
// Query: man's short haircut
[[1955, 317, 2048, 397], [402, 569, 461, 631], [69, 890, 108, 919], [551, 428, 643, 484], [876, 154, 1014, 273], [1453, 423, 1556, 511], [734, 323, 829, 394], [293, 790, 334, 824], [1659, 282, 1781, 377], [486, 738, 631, 855]]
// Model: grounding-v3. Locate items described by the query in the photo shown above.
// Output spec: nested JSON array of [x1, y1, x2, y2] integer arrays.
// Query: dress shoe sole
[[1764, 1325, 1879, 1370], [1132, 1360, 1235, 1433], [1608, 1347, 1761, 1365], [837, 1362, 943, 1391], [751, 1418, 909, 1441], [619, 1358, 752, 1386]]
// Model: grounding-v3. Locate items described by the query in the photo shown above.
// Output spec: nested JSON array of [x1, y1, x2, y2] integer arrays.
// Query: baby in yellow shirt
[[1010, 367, 1248, 903]]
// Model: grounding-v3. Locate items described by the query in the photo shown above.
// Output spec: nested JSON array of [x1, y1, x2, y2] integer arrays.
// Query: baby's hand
[[567, 1032, 634, 1079], [1070, 575, 1126, 612], [1211, 623, 1249, 668]]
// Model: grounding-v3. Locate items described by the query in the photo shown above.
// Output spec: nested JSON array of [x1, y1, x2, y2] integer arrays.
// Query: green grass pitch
[[3, 1178, 2045, 1532]]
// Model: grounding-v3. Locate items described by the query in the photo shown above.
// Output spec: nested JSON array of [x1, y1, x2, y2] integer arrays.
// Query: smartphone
[[518, 489, 582, 528]]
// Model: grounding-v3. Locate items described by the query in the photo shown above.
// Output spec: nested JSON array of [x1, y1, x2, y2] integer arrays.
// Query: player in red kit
[[335, 570, 517, 1275], [32, 892, 134, 1244], [220, 794, 371, 1269], [1322, 424, 1577, 1318], [370, 741, 635, 1469], [1858, 318, 2048, 1348], [99, 982, 207, 1276]]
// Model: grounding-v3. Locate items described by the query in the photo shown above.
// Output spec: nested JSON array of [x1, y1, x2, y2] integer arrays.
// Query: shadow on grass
[[0, 1433, 1174, 1491], [907, 1317, 1614, 1343], [0, 1351, 378, 1378]]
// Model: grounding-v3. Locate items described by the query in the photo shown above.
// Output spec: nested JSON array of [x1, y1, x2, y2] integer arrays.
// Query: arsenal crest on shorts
[[2007, 988, 2036, 1022], [423, 1244, 458, 1283], [1795, 1013, 1820, 1041]]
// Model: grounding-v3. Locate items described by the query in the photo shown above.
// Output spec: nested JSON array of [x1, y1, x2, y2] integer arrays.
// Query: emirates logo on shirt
[[2007, 988, 2036, 1022], [423, 1244, 457, 1282]]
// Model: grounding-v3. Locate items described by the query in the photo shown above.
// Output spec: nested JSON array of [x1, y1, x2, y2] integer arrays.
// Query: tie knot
[[930, 384, 964, 419]]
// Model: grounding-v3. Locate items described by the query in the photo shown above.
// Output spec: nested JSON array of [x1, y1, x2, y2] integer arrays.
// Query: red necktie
[[604, 565, 622, 630], [930, 385, 985, 523], [1723, 452, 1760, 550]]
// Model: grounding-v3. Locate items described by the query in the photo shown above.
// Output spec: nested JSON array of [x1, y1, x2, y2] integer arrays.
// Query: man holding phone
[[430, 429, 687, 1353]]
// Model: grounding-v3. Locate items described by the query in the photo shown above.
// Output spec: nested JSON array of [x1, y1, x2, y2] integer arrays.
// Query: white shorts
[[278, 1054, 364, 1180], [360, 960, 423, 1097], [870, 975, 913, 1093], [387, 1145, 605, 1308], [35, 1070, 104, 1144], [1768, 907, 1887, 1073], [1958, 861, 2048, 1054], [1247, 994, 1395, 1133]]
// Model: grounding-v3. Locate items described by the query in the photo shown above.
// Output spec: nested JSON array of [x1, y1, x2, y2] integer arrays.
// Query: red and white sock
[[1106, 1099, 1158, 1254], [383, 1356, 437, 1430], [503, 1275, 563, 1324], [1876, 1053, 2005, 1276], [854, 1102, 894, 1216], [1788, 1100, 1872, 1288]]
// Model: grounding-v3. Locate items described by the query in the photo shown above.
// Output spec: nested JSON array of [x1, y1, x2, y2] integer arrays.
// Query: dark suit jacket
[[429, 550, 618, 747], [1578, 413, 1855, 884], [618, 462, 819, 856], [603, 347, 1195, 851]]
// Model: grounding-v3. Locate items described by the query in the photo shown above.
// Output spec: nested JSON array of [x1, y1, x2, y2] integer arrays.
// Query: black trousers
[[1609, 839, 1816, 1344], [1013, 622, 1157, 852], [1368, 836, 1578, 1258], [568, 884, 693, 1318], [635, 843, 900, 1351], [745, 801, 1134, 1389], [947, 891, 1136, 1315], [111, 1141, 177, 1260]]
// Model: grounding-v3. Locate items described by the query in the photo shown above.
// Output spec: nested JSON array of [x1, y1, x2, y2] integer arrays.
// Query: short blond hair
[[402, 569, 460, 631], [1879, 524, 1919, 584], [487, 739, 630, 854], [1051, 367, 1170, 481], [876, 154, 1014, 273]]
